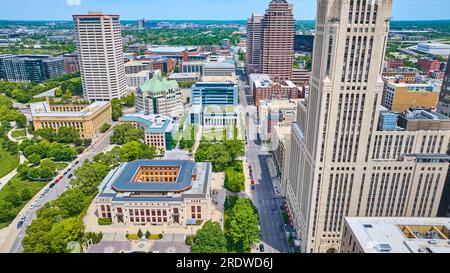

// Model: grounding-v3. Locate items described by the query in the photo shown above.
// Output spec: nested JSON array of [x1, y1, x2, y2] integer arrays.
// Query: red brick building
[[151, 58, 176, 74], [386, 59, 404, 69], [252, 76, 303, 107], [418, 58, 441, 73], [63, 54, 79, 74]]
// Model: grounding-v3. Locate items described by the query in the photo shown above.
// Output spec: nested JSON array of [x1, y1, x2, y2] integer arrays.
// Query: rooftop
[[119, 113, 174, 134], [168, 72, 201, 79], [30, 101, 109, 118], [97, 160, 211, 202], [140, 71, 179, 94], [401, 109, 448, 121], [345, 217, 450, 253], [259, 99, 302, 108], [147, 46, 197, 54], [204, 62, 235, 69]]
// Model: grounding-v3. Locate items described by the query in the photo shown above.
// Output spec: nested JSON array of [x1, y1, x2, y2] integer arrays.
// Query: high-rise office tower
[[246, 0, 295, 81], [260, 0, 295, 81], [137, 18, 145, 30], [73, 13, 127, 101], [286, 0, 450, 253], [246, 14, 264, 75]]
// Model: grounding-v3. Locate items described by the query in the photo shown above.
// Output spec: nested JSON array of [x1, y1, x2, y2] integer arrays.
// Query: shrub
[[145, 230, 151, 239], [97, 218, 112, 225], [126, 233, 139, 240], [137, 228, 143, 238], [185, 235, 194, 246], [99, 123, 111, 133]]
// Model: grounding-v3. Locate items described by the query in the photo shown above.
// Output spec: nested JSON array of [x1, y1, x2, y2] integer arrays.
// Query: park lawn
[[0, 174, 47, 229], [11, 129, 26, 139], [0, 141, 19, 178], [202, 124, 236, 141], [224, 161, 245, 193]]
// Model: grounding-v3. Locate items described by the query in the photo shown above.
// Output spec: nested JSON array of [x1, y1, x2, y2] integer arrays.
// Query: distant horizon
[[1, 19, 449, 23], [1, 0, 449, 21]]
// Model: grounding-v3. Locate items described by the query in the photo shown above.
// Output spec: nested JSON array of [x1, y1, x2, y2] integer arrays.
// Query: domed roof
[[140, 71, 179, 94]]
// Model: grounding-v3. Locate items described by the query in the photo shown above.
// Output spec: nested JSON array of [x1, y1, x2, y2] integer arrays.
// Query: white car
[[30, 203, 35, 209]]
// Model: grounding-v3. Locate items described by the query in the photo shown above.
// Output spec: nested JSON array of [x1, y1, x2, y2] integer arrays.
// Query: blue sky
[[0, 0, 449, 21]]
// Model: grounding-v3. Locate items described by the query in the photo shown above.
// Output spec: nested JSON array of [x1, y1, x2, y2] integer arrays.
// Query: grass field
[[0, 141, 20, 178], [11, 129, 26, 139], [0, 174, 47, 229], [202, 125, 234, 141]]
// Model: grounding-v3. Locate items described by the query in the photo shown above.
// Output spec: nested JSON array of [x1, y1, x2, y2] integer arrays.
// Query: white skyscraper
[[286, 0, 450, 253], [73, 13, 127, 101]]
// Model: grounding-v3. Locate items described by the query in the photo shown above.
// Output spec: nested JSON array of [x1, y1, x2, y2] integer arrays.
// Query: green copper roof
[[140, 72, 179, 94]]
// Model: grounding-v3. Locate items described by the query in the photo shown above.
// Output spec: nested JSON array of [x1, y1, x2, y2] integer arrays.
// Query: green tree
[[55, 127, 80, 144], [137, 228, 143, 238], [47, 217, 84, 253], [119, 141, 142, 162], [54, 188, 86, 218], [49, 147, 76, 162], [192, 220, 227, 253], [40, 158, 56, 172], [99, 123, 111, 133], [71, 161, 109, 195], [121, 94, 135, 107], [21, 188, 32, 201], [110, 124, 143, 144], [28, 153, 41, 165], [111, 99, 123, 121], [35, 128, 56, 142], [226, 198, 260, 252]]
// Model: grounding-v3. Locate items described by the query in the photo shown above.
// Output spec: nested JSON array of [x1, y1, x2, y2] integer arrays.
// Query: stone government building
[[30, 99, 112, 139], [94, 160, 212, 227]]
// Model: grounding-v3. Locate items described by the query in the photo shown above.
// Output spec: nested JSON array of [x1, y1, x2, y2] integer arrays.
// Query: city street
[[3, 123, 116, 253], [237, 66, 290, 253]]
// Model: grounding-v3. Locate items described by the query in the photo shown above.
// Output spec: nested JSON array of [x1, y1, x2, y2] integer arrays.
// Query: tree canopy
[[192, 220, 227, 253]]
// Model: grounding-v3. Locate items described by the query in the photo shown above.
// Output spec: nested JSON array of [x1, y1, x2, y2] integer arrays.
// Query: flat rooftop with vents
[[342, 217, 450, 253]]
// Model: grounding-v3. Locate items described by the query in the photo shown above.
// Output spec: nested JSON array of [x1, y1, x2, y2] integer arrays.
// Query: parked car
[[259, 243, 265, 252], [49, 183, 55, 188], [17, 221, 23, 229], [251, 179, 255, 185], [29, 203, 35, 209], [74, 160, 80, 165], [251, 185, 255, 190], [68, 174, 73, 179]]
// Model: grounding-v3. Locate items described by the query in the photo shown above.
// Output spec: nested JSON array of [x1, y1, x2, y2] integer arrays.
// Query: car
[[63, 171, 67, 175], [74, 160, 80, 165], [251, 179, 255, 185], [68, 174, 73, 179], [30, 204, 35, 209], [58, 175, 64, 180], [259, 243, 265, 252], [20, 216, 26, 222], [17, 221, 23, 228], [251, 185, 255, 190], [67, 168, 72, 172], [44, 189, 49, 193], [49, 183, 55, 188]]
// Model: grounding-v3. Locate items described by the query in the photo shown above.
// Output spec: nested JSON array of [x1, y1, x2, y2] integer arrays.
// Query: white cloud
[[66, 0, 81, 6]]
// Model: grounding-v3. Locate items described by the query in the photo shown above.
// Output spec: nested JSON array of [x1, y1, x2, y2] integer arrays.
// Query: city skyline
[[0, 0, 449, 21]]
